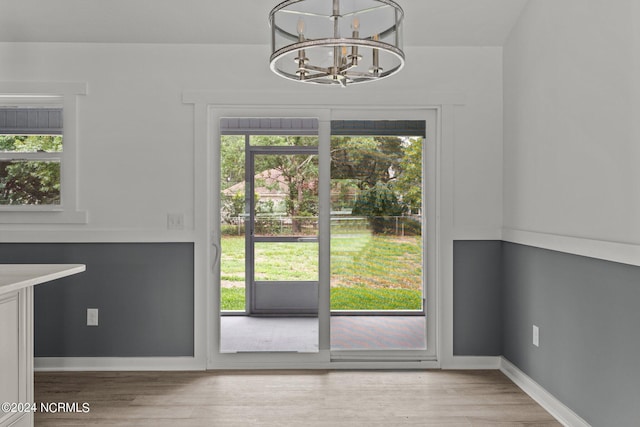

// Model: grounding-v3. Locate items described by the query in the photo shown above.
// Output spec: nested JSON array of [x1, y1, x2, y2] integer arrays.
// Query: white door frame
[[183, 91, 458, 370]]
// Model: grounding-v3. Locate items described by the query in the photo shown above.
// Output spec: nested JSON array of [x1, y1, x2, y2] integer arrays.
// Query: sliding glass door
[[328, 122, 427, 353], [214, 113, 436, 362]]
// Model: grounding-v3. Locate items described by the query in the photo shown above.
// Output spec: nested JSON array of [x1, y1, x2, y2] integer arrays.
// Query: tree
[[252, 136, 318, 233], [219, 135, 319, 233], [220, 136, 245, 190], [352, 181, 407, 234], [330, 135, 423, 233], [394, 137, 423, 214], [330, 136, 404, 189], [221, 192, 246, 222], [0, 135, 62, 205]]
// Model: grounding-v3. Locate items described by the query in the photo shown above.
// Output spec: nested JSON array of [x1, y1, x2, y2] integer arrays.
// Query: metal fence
[[221, 215, 422, 236]]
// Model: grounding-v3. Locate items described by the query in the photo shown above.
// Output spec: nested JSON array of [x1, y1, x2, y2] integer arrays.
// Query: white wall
[[503, 0, 640, 247], [0, 42, 503, 241]]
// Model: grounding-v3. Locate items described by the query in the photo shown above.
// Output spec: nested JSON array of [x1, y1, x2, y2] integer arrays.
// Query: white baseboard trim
[[444, 356, 501, 370], [36, 356, 439, 372], [36, 354, 454, 371], [502, 227, 640, 267], [34, 357, 204, 372], [500, 357, 591, 427]]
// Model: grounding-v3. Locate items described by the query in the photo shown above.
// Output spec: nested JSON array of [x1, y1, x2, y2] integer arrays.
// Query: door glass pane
[[330, 135, 424, 312], [254, 242, 318, 281], [220, 135, 247, 312]]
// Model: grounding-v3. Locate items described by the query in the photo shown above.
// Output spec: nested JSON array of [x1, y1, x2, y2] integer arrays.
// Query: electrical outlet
[[167, 213, 184, 230], [532, 325, 539, 347], [87, 308, 99, 326]]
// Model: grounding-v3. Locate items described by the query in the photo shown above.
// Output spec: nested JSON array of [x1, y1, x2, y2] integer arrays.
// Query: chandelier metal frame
[[269, 0, 405, 87]]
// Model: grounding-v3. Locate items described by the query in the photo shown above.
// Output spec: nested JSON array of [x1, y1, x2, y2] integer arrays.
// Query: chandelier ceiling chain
[[269, 0, 405, 87]]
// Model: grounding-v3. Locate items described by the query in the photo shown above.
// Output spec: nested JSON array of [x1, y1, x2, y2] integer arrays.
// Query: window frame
[[0, 82, 87, 223]]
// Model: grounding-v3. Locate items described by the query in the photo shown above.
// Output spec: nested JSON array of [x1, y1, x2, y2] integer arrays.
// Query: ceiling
[[0, 0, 528, 46]]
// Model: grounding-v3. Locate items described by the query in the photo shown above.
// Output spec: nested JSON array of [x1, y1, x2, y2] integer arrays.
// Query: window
[[0, 107, 63, 206], [0, 82, 87, 223]]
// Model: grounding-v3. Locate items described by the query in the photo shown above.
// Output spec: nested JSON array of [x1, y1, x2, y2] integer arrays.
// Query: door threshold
[[330, 311, 425, 316]]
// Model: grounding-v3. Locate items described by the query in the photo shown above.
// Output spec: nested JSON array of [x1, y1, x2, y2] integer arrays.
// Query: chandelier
[[269, 0, 405, 87]]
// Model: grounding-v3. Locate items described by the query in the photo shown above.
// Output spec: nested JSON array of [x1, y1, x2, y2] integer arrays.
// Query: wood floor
[[34, 370, 561, 426]]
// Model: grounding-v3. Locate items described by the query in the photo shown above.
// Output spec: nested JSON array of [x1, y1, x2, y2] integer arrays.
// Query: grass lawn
[[220, 237, 317, 282], [221, 287, 245, 311], [330, 232, 422, 290], [221, 286, 421, 311], [220, 232, 423, 311]]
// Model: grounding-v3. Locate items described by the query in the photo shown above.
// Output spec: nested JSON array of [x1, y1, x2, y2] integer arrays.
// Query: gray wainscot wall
[[454, 240, 640, 427], [0, 243, 194, 357]]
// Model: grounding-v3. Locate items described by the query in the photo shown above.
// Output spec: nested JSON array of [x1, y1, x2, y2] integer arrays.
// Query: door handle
[[211, 240, 221, 273]]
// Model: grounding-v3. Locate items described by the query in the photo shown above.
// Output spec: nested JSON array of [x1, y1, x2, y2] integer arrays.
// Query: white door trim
[[182, 91, 461, 370]]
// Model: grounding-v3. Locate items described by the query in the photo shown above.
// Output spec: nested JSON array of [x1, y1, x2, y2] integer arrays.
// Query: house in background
[[222, 168, 290, 214], [0, 1, 638, 426]]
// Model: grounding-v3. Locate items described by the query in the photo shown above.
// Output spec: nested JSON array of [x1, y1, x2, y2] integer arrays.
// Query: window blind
[[331, 120, 426, 137], [220, 118, 318, 135], [0, 108, 63, 135]]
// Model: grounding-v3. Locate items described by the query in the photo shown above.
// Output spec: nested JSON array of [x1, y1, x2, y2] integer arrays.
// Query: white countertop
[[0, 264, 86, 295]]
